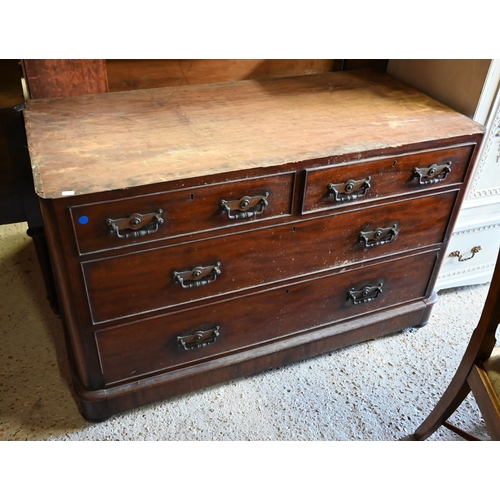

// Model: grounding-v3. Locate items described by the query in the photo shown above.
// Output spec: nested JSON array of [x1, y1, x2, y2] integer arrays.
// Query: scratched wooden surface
[[23, 70, 484, 199], [23, 60, 109, 99]]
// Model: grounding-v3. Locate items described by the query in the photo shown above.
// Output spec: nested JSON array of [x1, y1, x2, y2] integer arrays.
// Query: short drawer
[[94, 250, 438, 385], [83, 191, 454, 324], [70, 172, 295, 254], [302, 145, 474, 214]]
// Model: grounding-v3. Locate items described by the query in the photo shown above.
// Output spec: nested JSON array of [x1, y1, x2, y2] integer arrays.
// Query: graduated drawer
[[70, 172, 295, 254], [94, 249, 438, 385], [302, 144, 474, 214], [83, 190, 456, 324]]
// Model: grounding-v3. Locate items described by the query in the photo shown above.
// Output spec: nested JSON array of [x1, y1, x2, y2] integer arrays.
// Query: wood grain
[[302, 145, 474, 213], [94, 250, 438, 385], [83, 191, 455, 324], [23, 59, 108, 99], [70, 172, 294, 254], [76, 300, 430, 420], [106, 59, 337, 91], [24, 70, 485, 199], [29, 66, 484, 421]]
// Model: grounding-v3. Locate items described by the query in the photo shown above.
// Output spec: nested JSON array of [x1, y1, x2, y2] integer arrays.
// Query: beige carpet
[[0, 221, 495, 441]]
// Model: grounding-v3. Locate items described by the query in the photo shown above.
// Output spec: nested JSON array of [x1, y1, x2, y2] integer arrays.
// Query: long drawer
[[70, 172, 295, 254], [302, 145, 474, 214], [94, 249, 438, 385], [83, 190, 456, 323]]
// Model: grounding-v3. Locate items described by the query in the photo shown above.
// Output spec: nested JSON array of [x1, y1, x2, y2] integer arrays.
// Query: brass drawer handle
[[348, 283, 383, 304], [178, 326, 220, 351], [327, 176, 371, 202], [173, 262, 222, 289], [359, 224, 399, 248], [449, 246, 482, 262], [220, 192, 269, 219], [412, 161, 452, 185], [106, 209, 164, 239]]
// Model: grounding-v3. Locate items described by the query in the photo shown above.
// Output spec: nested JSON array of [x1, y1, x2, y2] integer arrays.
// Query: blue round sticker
[[78, 215, 89, 225]]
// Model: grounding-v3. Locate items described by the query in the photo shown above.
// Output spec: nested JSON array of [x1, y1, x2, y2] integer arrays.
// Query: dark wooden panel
[[0, 59, 25, 223], [0, 120, 24, 223], [0, 59, 24, 110], [302, 145, 474, 214], [106, 59, 337, 91], [83, 191, 454, 323], [95, 249, 438, 385], [0, 60, 59, 311], [342, 59, 388, 72], [23, 59, 108, 99], [78, 300, 432, 420], [70, 172, 295, 254]]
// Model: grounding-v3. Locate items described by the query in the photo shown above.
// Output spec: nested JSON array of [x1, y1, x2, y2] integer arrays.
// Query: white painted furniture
[[388, 60, 500, 290]]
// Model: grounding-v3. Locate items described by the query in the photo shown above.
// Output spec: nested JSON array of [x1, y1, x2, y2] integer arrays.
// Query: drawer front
[[302, 145, 474, 214], [70, 172, 295, 254], [438, 219, 500, 286], [95, 250, 438, 385], [83, 191, 454, 324]]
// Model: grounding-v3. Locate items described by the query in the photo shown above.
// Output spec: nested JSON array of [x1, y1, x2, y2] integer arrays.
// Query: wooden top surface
[[24, 69, 484, 199]]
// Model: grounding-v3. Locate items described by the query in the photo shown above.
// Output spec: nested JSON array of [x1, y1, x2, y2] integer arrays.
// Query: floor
[[0, 221, 494, 441]]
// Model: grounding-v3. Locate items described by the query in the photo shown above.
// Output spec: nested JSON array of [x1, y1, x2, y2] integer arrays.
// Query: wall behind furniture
[[387, 59, 491, 119]]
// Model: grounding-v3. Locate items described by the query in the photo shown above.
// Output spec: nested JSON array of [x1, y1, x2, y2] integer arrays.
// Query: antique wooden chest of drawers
[[23, 69, 484, 421]]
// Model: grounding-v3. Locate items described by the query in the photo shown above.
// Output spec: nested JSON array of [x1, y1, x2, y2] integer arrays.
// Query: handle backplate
[[173, 262, 222, 289], [412, 161, 452, 185], [178, 326, 220, 350], [220, 192, 269, 219], [348, 283, 383, 305], [327, 176, 371, 202], [359, 224, 399, 248], [107, 209, 164, 239]]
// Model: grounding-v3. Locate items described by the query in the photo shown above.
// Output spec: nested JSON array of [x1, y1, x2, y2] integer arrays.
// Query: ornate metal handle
[[220, 192, 269, 219], [327, 176, 371, 202], [106, 209, 164, 239], [359, 224, 399, 248], [173, 262, 222, 289], [177, 326, 220, 351], [449, 246, 482, 262], [412, 161, 452, 185], [348, 283, 383, 305]]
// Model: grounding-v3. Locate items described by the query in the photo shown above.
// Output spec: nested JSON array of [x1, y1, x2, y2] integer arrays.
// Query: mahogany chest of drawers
[[23, 70, 484, 421]]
